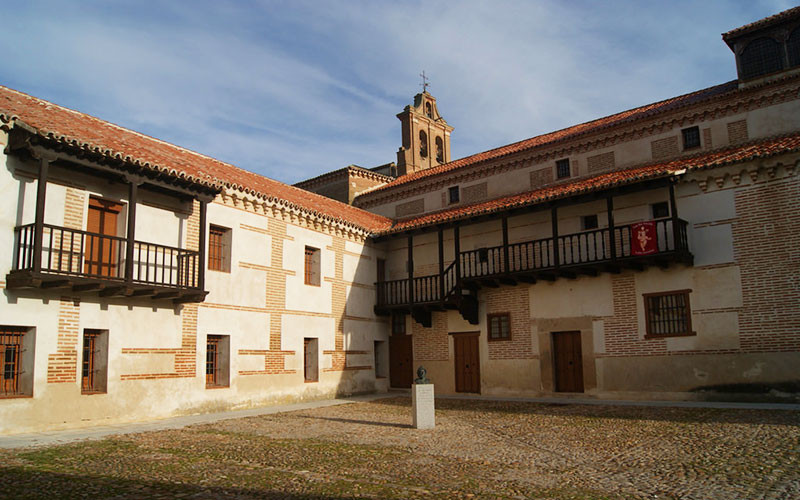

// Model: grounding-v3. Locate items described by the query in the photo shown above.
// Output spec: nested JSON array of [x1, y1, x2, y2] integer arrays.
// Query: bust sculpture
[[414, 365, 430, 384]]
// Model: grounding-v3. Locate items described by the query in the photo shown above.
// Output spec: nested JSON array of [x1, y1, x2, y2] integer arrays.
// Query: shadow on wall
[[369, 396, 800, 427]]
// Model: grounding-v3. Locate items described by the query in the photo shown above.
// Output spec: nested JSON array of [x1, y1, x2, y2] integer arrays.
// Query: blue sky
[[1, 1, 794, 184]]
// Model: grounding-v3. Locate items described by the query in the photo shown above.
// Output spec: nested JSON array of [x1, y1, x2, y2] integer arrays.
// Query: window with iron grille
[[206, 335, 229, 388], [644, 290, 694, 338], [488, 313, 511, 341], [81, 329, 108, 394], [0, 329, 24, 396], [556, 159, 571, 179], [304, 246, 321, 286], [208, 225, 231, 272], [682, 126, 701, 150], [740, 37, 784, 80]]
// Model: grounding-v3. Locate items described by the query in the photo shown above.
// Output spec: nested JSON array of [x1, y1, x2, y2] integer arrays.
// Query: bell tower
[[396, 87, 454, 177]]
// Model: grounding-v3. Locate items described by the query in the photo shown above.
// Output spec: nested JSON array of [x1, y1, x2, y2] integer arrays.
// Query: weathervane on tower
[[420, 71, 430, 93]]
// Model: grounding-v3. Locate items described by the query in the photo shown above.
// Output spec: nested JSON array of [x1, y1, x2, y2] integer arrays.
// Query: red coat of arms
[[631, 222, 658, 255]]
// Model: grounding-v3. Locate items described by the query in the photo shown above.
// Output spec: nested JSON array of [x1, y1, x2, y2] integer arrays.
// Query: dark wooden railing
[[14, 223, 200, 289], [376, 218, 690, 308]]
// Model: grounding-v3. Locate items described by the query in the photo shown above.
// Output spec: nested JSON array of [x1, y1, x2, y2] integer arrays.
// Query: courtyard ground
[[0, 396, 797, 499]]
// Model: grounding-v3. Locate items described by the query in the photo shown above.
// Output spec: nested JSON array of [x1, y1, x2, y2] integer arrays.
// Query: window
[[374, 340, 387, 378], [556, 158, 571, 179], [419, 130, 428, 158], [448, 186, 460, 204], [644, 290, 694, 338], [208, 225, 231, 272], [206, 335, 229, 388], [682, 126, 701, 150], [0, 326, 33, 397], [436, 136, 444, 163], [488, 313, 510, 341], [789, 28, 800, 68], [304, 246, 321, 286], [392, 313, 406, 335], [81, 329, 108, 394], [581, 215, 598, 230], [425, 102, 432, 118], [740, 37, 784, 80], [304, 338, 318, 382], [651, 201, 670, 219]]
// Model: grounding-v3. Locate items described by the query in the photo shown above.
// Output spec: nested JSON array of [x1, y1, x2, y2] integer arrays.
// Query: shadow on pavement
[[0, 466, 350, 500], [298, 415, 412, 429], [370, 395, 800, 426]]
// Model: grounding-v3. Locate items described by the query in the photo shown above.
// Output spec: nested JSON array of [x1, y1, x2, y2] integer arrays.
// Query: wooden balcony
[[375, 218, 692, 321], [6, 223, 206, 303]]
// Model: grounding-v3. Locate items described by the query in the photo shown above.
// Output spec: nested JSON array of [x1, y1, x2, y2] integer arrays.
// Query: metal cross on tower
[[420, 71, 430, 93]]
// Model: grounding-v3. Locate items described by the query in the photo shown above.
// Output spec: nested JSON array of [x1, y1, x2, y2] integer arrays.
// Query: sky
[[1, 1, 795, 185]]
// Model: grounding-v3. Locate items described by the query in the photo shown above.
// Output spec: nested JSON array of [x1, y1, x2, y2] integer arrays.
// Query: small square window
[[304, 246, 321, 286], [582, 215, 598, 230], [488, 313, 511, 341], [644, 290, 694, 338], [651, 202, 670, 219], [556, 159, 571, 179], [208, 225, 232, 272], [448, 186, 460, 204], [392, 314, 406, 335], [206, 335, 230, 388], [682, 126, 701, 150]]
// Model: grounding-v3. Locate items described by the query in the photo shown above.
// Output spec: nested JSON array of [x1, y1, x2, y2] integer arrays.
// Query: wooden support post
[[407, 234, 414, 306], [502, 216, 510, 274], [32, 158, 50, 273], [125, 181, 138, 284], [669, 183, 680, 251], [198, 199, 208, 291], [453, 226, 461, 296], [607, 195, 616, 262], [437, 228, 444, 301], [551, 206, 559, 270]]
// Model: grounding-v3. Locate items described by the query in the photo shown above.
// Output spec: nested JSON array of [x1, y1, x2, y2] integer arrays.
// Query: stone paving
[[1, 396, 798, 499]]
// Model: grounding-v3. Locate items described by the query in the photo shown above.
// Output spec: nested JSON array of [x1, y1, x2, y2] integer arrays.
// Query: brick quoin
[[485, 287, 534, 360], [47, 297, 80, 383]]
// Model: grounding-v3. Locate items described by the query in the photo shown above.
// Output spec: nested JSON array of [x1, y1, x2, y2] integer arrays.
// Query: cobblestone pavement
[[1, 397, 798, 499]]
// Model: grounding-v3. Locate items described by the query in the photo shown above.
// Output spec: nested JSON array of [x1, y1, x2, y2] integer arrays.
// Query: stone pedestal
[[412, 383, 435, 429]]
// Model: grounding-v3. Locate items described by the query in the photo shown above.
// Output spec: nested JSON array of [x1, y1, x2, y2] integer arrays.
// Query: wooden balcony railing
[[376, 218, 690, 309], [12, 223, 201, 291]]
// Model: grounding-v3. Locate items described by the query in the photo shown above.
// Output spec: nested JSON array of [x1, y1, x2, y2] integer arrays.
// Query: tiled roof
[[357, 80, 739, 199], [0, 85, 392, 233], [722, 6, 800, 41], [378, 132, 800, 235]]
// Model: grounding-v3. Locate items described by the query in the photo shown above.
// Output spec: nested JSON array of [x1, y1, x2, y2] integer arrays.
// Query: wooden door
[[454, 333, 480, 393], [389, 333, 413, 388], [85, 197, 122, 277], [553, 331, 584, 393]]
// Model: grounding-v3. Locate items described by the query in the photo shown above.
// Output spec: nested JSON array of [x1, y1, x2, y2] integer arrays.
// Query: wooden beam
[[72, 282, 105, 293], [551, 206, 560, 270], [198, 200, 208, 291], [502, 216, 510, 274], [125, 180, 139, 284], [437, 228, 444, 301], [407, 234, 414, 307], [32, 158, 50, 274], [607, 195, 616, 263], [41, 279, 72, 289], [453, 226, 461, 297], [99, 286, 130, 297]]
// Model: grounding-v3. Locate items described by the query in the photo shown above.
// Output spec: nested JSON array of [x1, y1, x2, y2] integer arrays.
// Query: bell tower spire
[[396, 76, 454, 176]]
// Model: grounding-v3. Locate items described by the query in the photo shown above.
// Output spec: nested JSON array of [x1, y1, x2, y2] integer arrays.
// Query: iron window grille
[[208, 225, 230, 272], [0, 329, 24, 396], [81, 330, 103, 393], [682, 126, 701, 150], [448, 186, 460, 204], [740, 37, 784, 80], [644, 290, 694, 338], [206, 335, 225, 388]]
